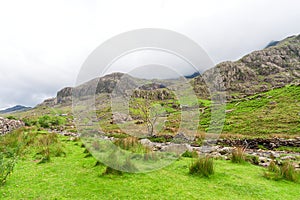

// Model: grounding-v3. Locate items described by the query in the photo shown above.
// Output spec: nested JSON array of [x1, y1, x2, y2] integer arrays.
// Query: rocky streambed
[[55, 131, 300, 170], [140, 137, 300, 169]]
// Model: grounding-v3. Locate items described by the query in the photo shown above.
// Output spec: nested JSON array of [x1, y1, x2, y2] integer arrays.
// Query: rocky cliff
[[193, 34, 300, 99]]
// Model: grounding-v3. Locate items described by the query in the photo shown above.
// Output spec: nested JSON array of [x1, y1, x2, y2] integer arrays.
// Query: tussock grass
[[264, 160, 299, 182], [231, 147, 245, 163], [189, 156, 214, 177]]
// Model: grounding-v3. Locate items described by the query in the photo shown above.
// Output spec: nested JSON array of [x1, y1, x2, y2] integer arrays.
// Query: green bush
[[38, 115, 66, 129], [22, 118, 38, 126], [0, 152, 17, 186], [189, 156, 214, 177], [6, 116, 17, 120]]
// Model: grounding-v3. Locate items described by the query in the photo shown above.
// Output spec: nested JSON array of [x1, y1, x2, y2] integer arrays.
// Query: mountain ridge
[[0, 105, 32, 114], [39, 34, 300, 106]]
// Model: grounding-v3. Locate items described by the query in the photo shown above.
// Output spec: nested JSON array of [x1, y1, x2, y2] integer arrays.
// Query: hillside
[[5, 34, 300, 138]]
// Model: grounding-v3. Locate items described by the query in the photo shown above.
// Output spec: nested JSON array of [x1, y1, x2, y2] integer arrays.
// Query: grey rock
[[0, 117, 25, 135]]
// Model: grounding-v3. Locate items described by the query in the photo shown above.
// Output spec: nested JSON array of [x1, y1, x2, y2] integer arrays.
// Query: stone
[[281, 155, 295, 160], [218, 147, 232, 155], [259, 162, 270, 167], [259, 157, 267, 163], [270, 151, 280, 158], [0, 117, 25, 135], [173, 132, 191, 144], [112, 112, 133, 124]]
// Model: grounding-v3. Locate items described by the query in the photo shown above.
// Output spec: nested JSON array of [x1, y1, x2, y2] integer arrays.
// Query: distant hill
[[0, 105, 31, 114]]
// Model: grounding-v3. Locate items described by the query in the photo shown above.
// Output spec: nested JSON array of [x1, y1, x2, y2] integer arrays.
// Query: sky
[[0, 0, 300, 109]]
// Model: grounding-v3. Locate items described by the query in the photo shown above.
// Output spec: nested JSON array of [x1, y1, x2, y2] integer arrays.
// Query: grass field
[[0, 134, 299, 200]]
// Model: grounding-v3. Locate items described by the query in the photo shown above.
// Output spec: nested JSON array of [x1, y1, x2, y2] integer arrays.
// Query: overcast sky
[[0, 0, 300, 109]]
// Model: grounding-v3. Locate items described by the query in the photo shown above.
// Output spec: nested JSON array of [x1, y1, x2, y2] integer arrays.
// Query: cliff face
[[40, 34, 300, 106], [0, 117, 25, 135], [193, 35, 300, 99]]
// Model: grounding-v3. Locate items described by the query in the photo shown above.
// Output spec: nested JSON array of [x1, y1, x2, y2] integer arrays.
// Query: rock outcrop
[[193, 34, 300, 99], [0, 117, 25, 135]]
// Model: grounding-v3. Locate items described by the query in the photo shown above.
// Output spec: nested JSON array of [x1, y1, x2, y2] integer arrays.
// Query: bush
[[23, 118, 38, 126], [231, 147, 245, 163], [0, 152, 17, 186], [7, 116, 17, 120], [189, 156, 214, 177], [38, 115, 66, 129]]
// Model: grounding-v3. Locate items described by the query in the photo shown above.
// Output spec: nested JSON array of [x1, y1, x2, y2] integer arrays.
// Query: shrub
[[23, 118, 38, 126], [6, 116, 17, 120], [189, 156, 214, 177], [38, 115, 66, 129], [0, 152, 17, 186], [231, 147, 245, 163]]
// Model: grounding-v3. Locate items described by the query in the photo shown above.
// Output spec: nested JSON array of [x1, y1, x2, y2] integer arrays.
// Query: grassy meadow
[[0, 130, 299, 200]]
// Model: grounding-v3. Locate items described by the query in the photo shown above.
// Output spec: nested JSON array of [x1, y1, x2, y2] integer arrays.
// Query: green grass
[[0, 135, 299, 199], [275, 146, 300, 153], [200, 85, 300, 137]]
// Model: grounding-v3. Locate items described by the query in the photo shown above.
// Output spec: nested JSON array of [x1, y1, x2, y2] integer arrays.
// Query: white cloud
[[0, 0, 299, 108]]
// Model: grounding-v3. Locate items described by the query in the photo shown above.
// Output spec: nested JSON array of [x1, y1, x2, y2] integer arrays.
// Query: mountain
[[0, 105, 32, 114], [192, 34, 300, 99], [39, 34, 300, 106]]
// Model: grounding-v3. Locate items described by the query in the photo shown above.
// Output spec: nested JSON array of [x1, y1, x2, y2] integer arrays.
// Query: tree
[[134, 95, 165, 137]]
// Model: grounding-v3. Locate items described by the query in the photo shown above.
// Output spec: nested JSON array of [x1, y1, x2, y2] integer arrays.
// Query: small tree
[[135, 95, 165, 136]]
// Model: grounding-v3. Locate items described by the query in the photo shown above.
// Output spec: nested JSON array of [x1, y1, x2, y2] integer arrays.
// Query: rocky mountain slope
[[40, 34, 300, 106], [193, 35, 300, 99]]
